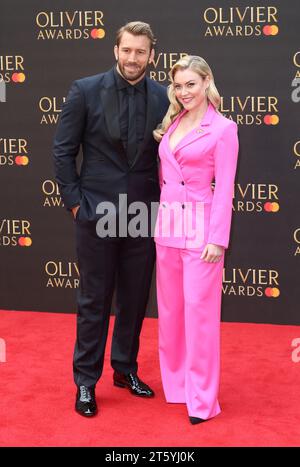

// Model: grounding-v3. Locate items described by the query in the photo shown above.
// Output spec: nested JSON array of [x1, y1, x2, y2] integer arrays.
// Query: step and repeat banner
[[0, 0, 299, 324]]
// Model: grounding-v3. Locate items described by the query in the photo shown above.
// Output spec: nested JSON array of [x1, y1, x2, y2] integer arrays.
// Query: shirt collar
[[113, 66, 146, 94]]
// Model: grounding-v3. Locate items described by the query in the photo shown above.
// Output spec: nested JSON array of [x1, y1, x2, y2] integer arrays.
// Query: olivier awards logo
[[39, 96, 65, 125], [45, 260, 79, 288], [0, 138, 29, 167], [233, 183, 279, 213], [291, 51, 300, 103], [0, 55, 26, 84], [293, 228, 300, 256], [222, 267, 280, 298], [149, 52, 188, 83], [36, 10, 105, 40], [42, 180, 64, 207], [293, 140, 300, 170], [0, 219, 32, 247], [202, 5, 279, 37], [220, 96, 279, 125]]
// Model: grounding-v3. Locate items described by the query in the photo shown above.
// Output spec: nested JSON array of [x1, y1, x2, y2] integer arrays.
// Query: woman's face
[[173, 68, 209, 111]]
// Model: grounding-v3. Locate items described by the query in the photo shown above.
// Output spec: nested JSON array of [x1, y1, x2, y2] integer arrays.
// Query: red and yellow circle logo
[[264, 202, 280, 212], [264, 115, 279, 125], [91, 28, 105, 39], [18, 237, 32, 247], [263, 25, 279, 36], [15, 156, 29, 166], [11, 73, 26, 83], [265, 287, 280, 298]]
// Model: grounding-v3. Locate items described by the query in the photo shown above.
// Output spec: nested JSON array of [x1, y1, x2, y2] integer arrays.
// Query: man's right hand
[[72, 205, 80, 219]]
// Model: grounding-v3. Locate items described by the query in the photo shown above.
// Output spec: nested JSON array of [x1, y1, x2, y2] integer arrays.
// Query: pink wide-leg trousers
[[156, 243, 224, 420]]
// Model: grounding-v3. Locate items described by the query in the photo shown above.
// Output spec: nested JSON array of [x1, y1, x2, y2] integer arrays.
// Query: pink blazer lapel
[[173, 103, 216, 153], [161, 104, 217, 177], [162, 112, 186, 177]]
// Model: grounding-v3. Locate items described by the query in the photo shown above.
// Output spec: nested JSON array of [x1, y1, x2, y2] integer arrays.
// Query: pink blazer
[[154, 103, 239, 249]]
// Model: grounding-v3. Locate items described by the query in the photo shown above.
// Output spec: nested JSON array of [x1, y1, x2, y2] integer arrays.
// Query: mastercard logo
[[18, 237, 32, 247], [265, 287, 280, 298], [263, 25, 279, 36], [15, 156, 29, 166], [90, 28, 105, 39], [264, 202, 280, 212], [11, 72, 26, 83], [263, 114, 279, 125]]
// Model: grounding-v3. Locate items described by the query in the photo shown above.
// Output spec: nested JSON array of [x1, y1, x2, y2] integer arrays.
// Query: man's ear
[[114, 45, 118, 61], [149, 48, 155, 64]]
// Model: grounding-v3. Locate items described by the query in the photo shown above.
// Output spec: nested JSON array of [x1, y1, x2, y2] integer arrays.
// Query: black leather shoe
[[113, 371, 155, 398], [75, 385, 98, 417], [189, 416, 205, 425]]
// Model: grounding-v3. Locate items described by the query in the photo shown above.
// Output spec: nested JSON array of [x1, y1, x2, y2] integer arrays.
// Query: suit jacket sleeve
[[53, 81, 85, 210], [207, 121, 239, 249]]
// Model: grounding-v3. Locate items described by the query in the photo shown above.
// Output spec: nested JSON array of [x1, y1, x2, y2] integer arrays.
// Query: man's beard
[[117, 60, 147, 82]]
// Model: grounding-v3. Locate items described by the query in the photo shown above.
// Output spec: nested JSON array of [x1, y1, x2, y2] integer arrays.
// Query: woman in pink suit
[[153, 56, 239, 424]]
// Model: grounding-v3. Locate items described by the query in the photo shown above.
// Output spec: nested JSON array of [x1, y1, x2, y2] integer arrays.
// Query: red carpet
[[0, 310, 300, 447]]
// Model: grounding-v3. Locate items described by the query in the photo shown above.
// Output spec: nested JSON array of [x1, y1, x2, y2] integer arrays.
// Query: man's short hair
[[116, 21, 156, 49]]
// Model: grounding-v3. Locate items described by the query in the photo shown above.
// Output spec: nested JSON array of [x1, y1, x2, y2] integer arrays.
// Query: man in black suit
[[53, 21, 169, 417]]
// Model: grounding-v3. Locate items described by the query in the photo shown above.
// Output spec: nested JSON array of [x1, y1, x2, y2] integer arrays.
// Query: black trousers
[[73, 219, 156, 387]]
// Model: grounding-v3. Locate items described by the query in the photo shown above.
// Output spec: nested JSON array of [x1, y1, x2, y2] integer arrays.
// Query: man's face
[[114, 31, 154, 84]]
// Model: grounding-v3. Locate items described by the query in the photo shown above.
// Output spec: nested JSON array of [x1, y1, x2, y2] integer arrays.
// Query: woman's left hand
[[200, 243, 224, 263]]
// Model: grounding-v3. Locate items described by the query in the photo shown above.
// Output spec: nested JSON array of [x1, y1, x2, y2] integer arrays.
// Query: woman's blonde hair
[[153, 55, 220, 142]]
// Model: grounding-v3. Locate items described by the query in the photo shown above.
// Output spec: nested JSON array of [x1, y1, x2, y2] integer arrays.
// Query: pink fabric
[[155, 103, 239, 249], [155, 104, 239, 420], [156, 244, 224, 419]]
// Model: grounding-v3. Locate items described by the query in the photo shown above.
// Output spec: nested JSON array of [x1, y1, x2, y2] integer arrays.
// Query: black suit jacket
[[53, 68, 169, 221]]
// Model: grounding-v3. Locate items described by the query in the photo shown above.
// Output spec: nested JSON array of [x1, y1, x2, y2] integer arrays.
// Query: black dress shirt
[[113, 67, 147, 159]]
